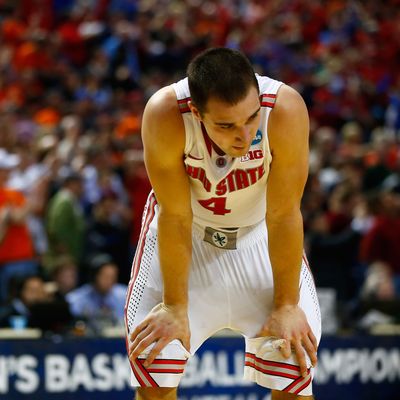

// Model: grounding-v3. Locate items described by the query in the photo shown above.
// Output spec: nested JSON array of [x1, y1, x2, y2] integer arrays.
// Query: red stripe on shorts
[[245, 353, 301, 372], [138, 357, 186, 374], [244, 361, 299, 380], [131, 192, 157, 283], [123, 192, 157, 354], [140, 358, 187, 366], [295, 375, 312, 394], [283, 369, 311, 394], [133, 358, 159, 387]]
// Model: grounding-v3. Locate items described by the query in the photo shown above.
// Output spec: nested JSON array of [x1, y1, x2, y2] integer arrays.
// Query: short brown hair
[[187, 48, 259, 115]]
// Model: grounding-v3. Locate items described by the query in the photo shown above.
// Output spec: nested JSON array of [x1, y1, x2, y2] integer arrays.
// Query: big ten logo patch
[[240, 150, 263, 163]]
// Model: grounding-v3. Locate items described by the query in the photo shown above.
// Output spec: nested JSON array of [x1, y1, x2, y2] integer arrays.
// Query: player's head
[[187, 48, 261, 158], [187, 48, 259, 116]]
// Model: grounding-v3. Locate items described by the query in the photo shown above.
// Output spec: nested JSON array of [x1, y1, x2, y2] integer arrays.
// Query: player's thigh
[[126, 228, 231, 388], [230, 256, 321, 343], [241, 260, 320, 397], [222, 230, 274, 337], [126, 233, 232, 350]]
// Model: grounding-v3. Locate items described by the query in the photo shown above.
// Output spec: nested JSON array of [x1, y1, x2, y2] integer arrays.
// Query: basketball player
[[125, 48, 321, 399]]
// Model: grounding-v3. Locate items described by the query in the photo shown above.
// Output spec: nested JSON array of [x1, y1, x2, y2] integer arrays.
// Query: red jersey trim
[[260, 93, 276, 108], [178, 97, 191, 113]]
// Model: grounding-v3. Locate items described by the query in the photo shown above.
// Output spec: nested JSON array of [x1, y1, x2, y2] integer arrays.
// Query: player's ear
[[188, 101, 202, 121]]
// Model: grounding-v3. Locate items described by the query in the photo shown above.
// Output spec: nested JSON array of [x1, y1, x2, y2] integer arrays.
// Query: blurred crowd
[[0, 0, 399, 335]]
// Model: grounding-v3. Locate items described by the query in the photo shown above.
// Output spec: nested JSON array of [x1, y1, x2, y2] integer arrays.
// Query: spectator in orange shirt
[[0, 149, 38, 303]]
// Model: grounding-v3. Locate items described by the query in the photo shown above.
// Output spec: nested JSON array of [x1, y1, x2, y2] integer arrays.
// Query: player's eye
[[248, 113, 258, 122]]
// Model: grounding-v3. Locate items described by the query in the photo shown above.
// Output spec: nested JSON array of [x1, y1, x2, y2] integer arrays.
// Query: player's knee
[[271, 390, 314, 400], [136, 387, 177, 400]]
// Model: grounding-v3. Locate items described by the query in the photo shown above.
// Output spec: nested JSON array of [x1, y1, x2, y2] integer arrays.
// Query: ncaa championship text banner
[[0, 334, 399, 399]]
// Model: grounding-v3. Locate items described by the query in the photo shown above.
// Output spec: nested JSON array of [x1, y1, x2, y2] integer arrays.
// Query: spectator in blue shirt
[[66, 254, 127, 332]]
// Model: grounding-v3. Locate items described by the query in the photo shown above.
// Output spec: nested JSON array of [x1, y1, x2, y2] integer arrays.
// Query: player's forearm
[[267, 209, 304, 307], [158, 212, 192, 308]]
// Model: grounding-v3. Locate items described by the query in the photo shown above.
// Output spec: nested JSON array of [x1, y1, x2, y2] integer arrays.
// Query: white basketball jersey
[[173, 75, 283, 228]]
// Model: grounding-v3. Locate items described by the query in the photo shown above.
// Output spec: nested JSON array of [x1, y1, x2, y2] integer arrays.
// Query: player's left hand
[[256, 304, 318, 377]]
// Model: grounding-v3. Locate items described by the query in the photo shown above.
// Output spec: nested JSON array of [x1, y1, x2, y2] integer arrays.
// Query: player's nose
[[236, 125, 252, 143]]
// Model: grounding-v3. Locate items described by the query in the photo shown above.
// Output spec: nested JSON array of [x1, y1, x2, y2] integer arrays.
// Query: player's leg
[[125, 195, 192, 388], [241, 258, 320, 397], [220, 221, 321, 396], [125, 198, 232, 392], [130, 206, 217, 397], [136, 387, 177, 400], [271, 390, 314, 399]]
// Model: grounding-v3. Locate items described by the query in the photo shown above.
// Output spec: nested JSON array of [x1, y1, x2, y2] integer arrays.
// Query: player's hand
[[129, 303, 190, 367], [257, 304, 318, 377]]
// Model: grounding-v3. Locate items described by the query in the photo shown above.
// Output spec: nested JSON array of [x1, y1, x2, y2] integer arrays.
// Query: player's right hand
[[128, 303, 191, 367]]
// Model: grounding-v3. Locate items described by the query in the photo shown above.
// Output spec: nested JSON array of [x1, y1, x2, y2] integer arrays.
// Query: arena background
[[0, 0, 399, 399]]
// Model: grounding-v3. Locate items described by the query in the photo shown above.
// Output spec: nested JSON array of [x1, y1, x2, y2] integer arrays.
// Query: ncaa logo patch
[[251, 129, 262, 145]]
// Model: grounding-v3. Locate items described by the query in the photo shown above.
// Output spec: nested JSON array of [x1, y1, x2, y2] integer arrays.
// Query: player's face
[[192, 86, 261, 158]]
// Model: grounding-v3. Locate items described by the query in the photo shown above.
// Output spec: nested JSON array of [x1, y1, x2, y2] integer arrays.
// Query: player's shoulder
[[274, 84, 306, 115], [268, 84, 309, 147], [143, 85, 180, 123], [142, 85, 186, 153]]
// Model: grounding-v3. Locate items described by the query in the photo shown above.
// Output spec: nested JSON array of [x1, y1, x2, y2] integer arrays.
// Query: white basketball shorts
[[124, 192, 321, 395]]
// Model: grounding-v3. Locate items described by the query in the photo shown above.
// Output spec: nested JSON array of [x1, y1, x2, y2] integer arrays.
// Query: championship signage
[[0, 335, 399, 399]]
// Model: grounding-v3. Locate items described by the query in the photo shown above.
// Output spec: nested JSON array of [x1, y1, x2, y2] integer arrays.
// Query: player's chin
[[230, 145, 250, 157]]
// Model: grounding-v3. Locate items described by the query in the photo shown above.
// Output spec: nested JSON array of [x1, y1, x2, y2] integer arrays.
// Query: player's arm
[[144, 87, 192, 309], [262, 85, 317, 375], [129, 86, 192, 365]]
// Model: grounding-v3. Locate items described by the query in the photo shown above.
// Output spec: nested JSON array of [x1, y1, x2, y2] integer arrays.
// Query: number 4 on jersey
[[198, 197, 231, 215]]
